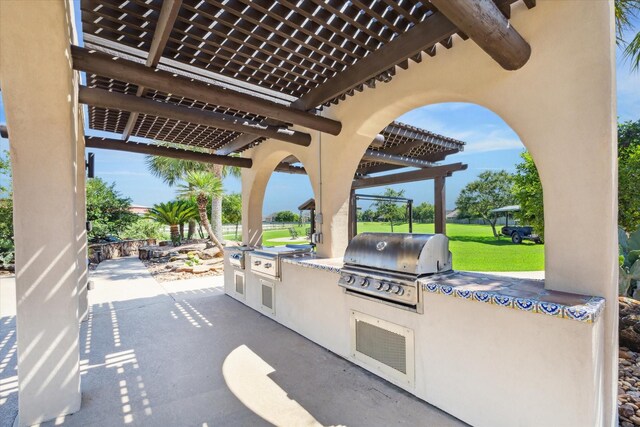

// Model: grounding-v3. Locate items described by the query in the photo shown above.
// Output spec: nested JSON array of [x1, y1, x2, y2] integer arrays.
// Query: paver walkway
[[0, 257, 466, 427]]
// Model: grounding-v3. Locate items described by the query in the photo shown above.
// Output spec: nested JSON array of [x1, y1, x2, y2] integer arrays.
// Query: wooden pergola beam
[[217, 133, 261, 156], [78, 86, 312, 147], [122, 0, 183, 140], [85, 137, 252, 168], [146, 0, 182, 68], [429, 0, 531, 70], [292, 12, 458, 110], [352, 162, 468, 189], [362, 149, 435, 168], [71, 46, 342, 136], [275, 163, 307, 175]]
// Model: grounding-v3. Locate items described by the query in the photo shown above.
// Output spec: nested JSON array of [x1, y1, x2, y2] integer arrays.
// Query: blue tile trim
[[282, 257, 342, 274], [420, 280, 605, 324]]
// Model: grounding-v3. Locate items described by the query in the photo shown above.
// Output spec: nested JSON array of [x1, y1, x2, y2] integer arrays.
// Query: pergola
[[0, 1, 618, 426], [75, 1, 482, 193]]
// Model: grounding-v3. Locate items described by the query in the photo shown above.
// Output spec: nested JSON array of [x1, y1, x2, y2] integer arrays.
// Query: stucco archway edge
[[242, 2, 617, 425]]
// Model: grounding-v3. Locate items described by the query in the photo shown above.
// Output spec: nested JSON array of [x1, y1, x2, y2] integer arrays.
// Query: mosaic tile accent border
[[420, 278, 605, 323], [282, 257, 342, 274]]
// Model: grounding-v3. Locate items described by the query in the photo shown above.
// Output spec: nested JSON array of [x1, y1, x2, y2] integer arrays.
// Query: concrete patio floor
[[0, 257, 467, 427]]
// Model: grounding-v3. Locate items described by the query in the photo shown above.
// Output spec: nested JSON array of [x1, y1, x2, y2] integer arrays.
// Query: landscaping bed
[[139, 240, 225, 282], [620, 298, 640, 426]]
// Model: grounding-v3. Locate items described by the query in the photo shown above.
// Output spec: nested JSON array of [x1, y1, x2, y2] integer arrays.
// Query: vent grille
[[355, 320, 407, 374], [261, 283, 273, 310], [234, 273, 244, 295]]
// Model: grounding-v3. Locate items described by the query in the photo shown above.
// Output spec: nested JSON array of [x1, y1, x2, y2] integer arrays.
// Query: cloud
[[451, 128, 524, 154]]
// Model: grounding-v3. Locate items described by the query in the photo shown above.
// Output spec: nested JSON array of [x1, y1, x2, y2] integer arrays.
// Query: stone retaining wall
[[88, 239, 156, 264]]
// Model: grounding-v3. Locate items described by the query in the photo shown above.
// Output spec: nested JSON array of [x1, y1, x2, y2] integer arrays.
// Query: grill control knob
[[390, 284, 400, 294], [380, 282, 391, 292], [343, 274, 354, 284], [375, 281, 384, 290], [357, 277, 369, 288], [396, 287, 405, 296]]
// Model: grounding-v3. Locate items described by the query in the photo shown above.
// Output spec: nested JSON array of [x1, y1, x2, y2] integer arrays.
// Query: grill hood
[[343, 233, 452, 276]]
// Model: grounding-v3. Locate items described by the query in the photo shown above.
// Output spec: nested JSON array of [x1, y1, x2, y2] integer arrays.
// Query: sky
[[1, 6, 639, 215]]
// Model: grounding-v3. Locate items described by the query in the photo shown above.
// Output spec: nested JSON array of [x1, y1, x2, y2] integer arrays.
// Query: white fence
[[447, 217, 509, 225], [221, 222, 306, 234]]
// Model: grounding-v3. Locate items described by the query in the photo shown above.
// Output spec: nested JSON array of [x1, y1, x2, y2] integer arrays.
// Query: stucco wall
[[240, 1, 617, 424]]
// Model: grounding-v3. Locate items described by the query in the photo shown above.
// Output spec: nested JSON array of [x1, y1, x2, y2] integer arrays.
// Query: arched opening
[[349, 102, 544, 275], [258, 155, 315, 247]]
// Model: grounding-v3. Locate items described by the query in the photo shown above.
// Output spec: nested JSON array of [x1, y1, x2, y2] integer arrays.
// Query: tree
[[456, 171, 514, 238], [373, 188, 406, 232], [86, 178, 138, 241], [146, 153, 240, 241], [512, 151, 545, 240], [0, 150, 13, 266], [359, 209, 376, 222], [273, 210, 299, 223], [620, 120, 640, 231], [616, 0, 640, 71], [413, 202, 435, 223], [122, 218, 165, 240], [146, 201, 198, 245], [177, 171, 225, 251], [222, 193, 242, 239], [0, 149, 11, 196]]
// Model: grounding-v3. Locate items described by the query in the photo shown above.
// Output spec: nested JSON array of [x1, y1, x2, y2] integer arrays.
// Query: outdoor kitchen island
[[224, 235, 606, 427]]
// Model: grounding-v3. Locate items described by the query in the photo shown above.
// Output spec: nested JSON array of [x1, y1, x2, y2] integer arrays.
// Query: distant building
[[129, 205, 150, 216]]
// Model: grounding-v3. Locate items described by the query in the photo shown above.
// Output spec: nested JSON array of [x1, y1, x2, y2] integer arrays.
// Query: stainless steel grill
[[250, 244, 314, 279], [339, 233, 452, 308]]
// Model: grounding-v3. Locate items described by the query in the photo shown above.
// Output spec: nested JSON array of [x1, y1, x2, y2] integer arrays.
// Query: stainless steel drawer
[[250, 254, 278, 278], [229, 252, 243, 269]]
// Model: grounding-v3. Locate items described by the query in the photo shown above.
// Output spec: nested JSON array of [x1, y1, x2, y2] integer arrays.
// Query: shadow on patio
[[1, 257, 465, 427]]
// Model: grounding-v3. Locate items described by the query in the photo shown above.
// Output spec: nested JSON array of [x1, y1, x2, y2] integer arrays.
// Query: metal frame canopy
[[76, 0, 534, 164]]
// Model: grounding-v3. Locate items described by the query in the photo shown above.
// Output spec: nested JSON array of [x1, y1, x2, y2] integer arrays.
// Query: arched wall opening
[[261, 155, 315, 246], [341, 102, 545, 274], [241, 147, 318, 248]]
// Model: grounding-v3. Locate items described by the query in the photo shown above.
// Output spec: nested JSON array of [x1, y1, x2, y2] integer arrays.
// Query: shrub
[[122, 218, 165, 240]]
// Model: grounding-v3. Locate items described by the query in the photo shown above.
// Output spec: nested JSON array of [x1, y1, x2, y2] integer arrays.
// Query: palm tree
[[146, 155, 240, 241], [616, 0, 640, 71], [146, 201, 198, 246], [177, 171, 225, 252]]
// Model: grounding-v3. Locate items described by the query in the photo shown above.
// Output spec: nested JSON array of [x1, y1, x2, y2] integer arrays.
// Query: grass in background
[[224, 222, 544, 272]]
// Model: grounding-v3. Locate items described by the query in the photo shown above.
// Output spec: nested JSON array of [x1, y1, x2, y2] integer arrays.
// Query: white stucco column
[[0, 1, 84, 425]]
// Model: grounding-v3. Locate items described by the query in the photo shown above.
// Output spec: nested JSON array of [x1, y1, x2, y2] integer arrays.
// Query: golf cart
[[490, 205, 542, 244]]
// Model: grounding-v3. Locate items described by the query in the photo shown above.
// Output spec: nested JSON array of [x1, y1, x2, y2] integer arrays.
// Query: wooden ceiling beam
[[429, 0, 531, 70], [122, 0, 183, 140], [292, 12, 458, 110], [362, 149, 436, 168], [85, 137, 252, 168], [352, 163, 468, 189], [216, 133, 261, 156], [72, 46, 342, 136], [78, 86, 312, 147], [275, 163, 307, 175]]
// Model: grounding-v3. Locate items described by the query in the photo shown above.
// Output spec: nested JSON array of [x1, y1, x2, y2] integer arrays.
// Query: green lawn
[[224, 222, 544, 272]]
